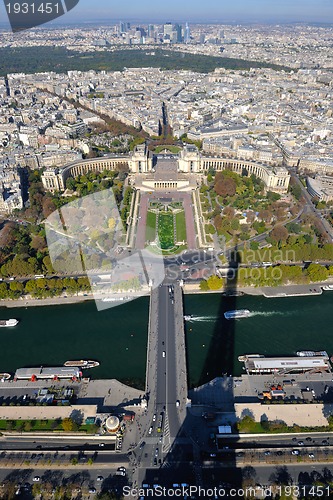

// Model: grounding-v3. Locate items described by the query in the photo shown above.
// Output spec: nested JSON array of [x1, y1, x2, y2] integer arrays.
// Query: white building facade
[[42, 144, 290, 194]]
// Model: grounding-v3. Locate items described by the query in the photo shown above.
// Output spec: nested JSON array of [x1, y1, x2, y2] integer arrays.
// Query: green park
[[145, 201, 187, 253]]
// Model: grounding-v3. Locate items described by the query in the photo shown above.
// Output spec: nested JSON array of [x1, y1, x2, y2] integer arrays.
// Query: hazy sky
[[0, 0, 332, 27], [62, 0, 333, 23]]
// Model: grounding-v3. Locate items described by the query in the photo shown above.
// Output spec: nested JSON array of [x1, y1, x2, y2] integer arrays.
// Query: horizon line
[[1, 20, 333, 28]]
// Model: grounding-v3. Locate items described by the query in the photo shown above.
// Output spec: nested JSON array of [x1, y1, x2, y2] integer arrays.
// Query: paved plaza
[[136, 191, 197, 250]]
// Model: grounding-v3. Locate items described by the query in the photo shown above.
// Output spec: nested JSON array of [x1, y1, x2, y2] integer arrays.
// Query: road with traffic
[[133, 283, 187, 488]]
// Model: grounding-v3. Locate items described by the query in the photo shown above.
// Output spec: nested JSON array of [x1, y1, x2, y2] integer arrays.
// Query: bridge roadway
[[134, 283, 188, 487]]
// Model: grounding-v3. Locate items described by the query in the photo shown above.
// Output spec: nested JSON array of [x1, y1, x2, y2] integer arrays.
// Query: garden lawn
[[175, 211, 187, 242], [145, 211, 157, 243], [158, 213, 175, 250]]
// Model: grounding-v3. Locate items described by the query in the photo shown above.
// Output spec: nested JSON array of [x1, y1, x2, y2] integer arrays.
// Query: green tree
[[286, 222, 301, 234], [206, 275, 224, 290], [290, 183, 302, 201], [42, 255, 54, 274], [0, 282, 9, 298], [36, 278, 47, 289], [237, 414, 257, 432], [77, 277, 91, 290], [25, 280, 37, 293], [267, 191, 281, 202], [62, 418, 74, 432], [63, 278, 78, 291], [231, 218, 240, 231], [306, 263, 328, 282], [199, 280, 209, 291], [253, 221, 267, 234], [66, 177, 77, 191], [250, 241, 259, 251], [24, 421, 32, 431]]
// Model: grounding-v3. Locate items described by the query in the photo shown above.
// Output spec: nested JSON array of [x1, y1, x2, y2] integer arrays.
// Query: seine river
[[0, 292, 332, 389]]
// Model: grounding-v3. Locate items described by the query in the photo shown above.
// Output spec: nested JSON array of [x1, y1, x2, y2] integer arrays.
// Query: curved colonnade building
[[42, 144, 290, 194]]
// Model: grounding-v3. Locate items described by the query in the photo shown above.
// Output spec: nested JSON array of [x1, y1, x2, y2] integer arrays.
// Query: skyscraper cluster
[[117, 21, 190, 44]]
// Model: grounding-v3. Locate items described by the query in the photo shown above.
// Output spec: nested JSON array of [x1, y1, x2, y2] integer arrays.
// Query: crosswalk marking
[[162, 412, 171, 454]]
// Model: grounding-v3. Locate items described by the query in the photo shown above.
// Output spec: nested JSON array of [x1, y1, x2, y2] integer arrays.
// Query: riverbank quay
[[183, 281, 332, 298], [0, 378, 142, 416], [0, 379, 145, 454], [262, 284, 322, 298], [1, 280, 333, 309], [0, 378, 142, 409], [0, 290, 148, 308], [188, 371, 333, 427]]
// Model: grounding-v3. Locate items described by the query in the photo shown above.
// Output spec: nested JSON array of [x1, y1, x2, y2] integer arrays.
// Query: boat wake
[[186, 311, 292, 321], [248, 311, 289, 318], [185, 315, 216, 322]]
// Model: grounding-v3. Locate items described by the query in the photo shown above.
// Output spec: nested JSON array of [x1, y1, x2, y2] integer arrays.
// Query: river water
[[0, 292, 332, 389]]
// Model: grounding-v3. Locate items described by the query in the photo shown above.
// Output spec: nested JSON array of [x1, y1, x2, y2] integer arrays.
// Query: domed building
[[105, 415, 120, 434]]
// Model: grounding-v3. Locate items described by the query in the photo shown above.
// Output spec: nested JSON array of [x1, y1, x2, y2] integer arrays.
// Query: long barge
[[15, 366, 81, 381], [239, 351, 331, 375], [64, 360, 99, 369]]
